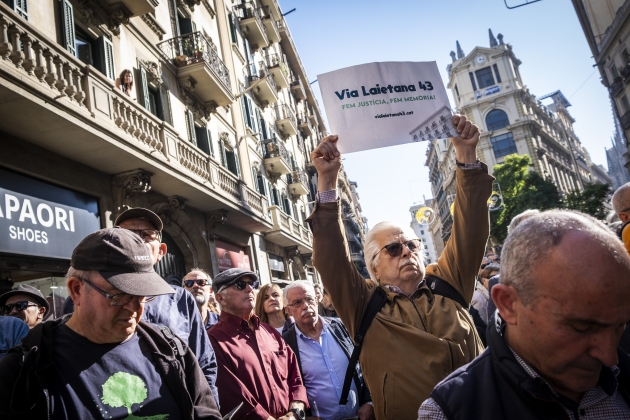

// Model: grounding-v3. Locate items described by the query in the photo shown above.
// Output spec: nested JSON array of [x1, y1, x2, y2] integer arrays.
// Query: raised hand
[[310, 135, 342, 191], [450, 114, 480, 163]]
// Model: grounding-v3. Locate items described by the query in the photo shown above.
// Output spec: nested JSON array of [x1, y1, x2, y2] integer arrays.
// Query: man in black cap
[[208, 268, 308, 420], [0, 284, 49, 328], [115, 207, 220, 406], [0, 228, 221, 419]]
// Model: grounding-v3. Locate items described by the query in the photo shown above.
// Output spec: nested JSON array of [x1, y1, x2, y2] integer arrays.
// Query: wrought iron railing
[[244, 61, 277, 92], [274, 103, 296, 126], [263, 137, 290, 166], [289, 168, 308, 185], [233, 2, 264, 25], [265, 53, 289, 77], [157, 32, 231, 91]]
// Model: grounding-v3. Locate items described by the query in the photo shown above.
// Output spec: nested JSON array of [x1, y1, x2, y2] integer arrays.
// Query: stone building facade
[[0, 0, 332, 311]]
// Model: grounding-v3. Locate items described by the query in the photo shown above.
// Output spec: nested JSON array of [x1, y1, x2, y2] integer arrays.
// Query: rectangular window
[[469, 72, 477, 91], [491, 132, 518, 158], [137, 66, 171, 122], [228, 13, 237, 43], [611, 65, 620, 80], [61, 0, 75, 55], [475, 67, 495, 89], [623, 49, 630, 64], [493, 64, 501, 83], [194, 125, 213, 156], [4, 0, 28, 20], [454, 84, 459, 98], [621, 95, 630, 114]]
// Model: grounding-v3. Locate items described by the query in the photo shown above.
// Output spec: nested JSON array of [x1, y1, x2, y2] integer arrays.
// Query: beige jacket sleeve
[[425, 164, 494, 304]]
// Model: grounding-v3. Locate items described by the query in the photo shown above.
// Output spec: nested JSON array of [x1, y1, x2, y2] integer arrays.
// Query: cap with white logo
[[70, 227, 174, 297]]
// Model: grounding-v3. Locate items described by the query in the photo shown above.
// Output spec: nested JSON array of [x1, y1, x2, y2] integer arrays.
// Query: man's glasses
[[81, 278, 156, 306], [3, 301, 38, 314], [374, 239, 421, 260], [124, 228, 161, 242], [183, 279, 210, 288], [233, 280, 259, 290], [287, 296, 316, 308]]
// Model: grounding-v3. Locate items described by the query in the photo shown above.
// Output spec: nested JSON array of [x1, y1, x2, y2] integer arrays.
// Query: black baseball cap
[[212, 268, 258, 293], [71, 227, 174, 296], [114, 208, 163, 231], [0, 284, 50, 315]]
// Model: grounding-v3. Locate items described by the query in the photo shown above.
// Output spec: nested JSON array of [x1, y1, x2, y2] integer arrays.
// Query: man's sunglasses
[[233, 279, 259, 290], [124, 228, 161, 242], [3, 301, 38, 314], [183, 279, 210, 288], [374, 239, 421, 260]]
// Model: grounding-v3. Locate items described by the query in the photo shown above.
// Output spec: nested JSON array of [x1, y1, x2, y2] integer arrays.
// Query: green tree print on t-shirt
[[101, 372, 169, 420]]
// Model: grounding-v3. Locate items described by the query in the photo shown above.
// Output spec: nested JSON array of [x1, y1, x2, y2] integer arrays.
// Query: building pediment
[[451, 46, 506, 71]]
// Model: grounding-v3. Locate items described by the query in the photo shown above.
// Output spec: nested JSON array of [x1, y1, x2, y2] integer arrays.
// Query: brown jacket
[[307, 165, 493, 420]]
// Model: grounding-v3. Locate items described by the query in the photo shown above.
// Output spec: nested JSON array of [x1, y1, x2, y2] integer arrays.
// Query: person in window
[[116, 69, 133, 97], [254, 283, 293, 335]]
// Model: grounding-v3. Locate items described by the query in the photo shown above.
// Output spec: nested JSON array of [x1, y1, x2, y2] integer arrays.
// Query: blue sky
[[280, 0, 614, 229]]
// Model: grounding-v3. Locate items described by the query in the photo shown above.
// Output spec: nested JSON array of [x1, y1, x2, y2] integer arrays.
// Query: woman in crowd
[[254, 283, 293, 334]]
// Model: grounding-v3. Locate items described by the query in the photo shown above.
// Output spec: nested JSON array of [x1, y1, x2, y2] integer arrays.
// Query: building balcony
[[263, 138, 292, 175], [259, 6, 281, 44], [290, 75, 306, 101], [266, 53, 290, 89], [0, 5, 271, 232], [245, 61, 277, 106], [288, 169, 309, 196], [266, 206, 313, 252], [621, 110, 630, 131], [234, 3, 269, 49], [259, 0, 282, 21], [101, 0, 157, 16], [308, 107, 318, 127], [158, 32, 233, 107], [297, 112, 313, 138], [350, 251, 364, 263], [274, 103, 298, 137], [276, 16, 287, 34], [610, 77, 625, 97]]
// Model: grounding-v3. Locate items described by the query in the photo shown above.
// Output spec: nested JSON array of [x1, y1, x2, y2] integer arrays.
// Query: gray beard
[[194, 292, 209, 307]]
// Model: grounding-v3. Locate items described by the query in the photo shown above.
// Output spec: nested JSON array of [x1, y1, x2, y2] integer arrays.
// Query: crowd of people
[[0, 114, 629, 419]]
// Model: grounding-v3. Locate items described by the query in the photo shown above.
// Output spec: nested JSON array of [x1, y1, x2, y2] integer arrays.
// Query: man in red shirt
[[208, 268, 308, 420]]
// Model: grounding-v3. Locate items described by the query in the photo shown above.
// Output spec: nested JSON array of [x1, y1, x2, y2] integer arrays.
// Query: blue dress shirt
[[295, 321, 358, 420]]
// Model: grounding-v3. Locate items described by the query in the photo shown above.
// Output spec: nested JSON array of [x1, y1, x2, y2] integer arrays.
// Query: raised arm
[[426, 115, 494, 303], [307, 135, 376, 338]]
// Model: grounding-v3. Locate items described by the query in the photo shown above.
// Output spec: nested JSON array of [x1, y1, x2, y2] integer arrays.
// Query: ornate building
[[0, 0, 331, 300], [338, 171, 369, 278], [607, 110, 630, 189], [426, 30, 610, 245]]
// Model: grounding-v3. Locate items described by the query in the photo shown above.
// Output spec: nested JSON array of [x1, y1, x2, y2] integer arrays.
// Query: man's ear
[[38, 306, 46, 320], [491, 284, 520, 325], [620, 212, 630, 223], [156, 243, 167, 262], [67, 277, 83, 307]]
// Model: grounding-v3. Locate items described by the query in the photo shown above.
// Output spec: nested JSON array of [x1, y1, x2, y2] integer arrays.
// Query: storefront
[[0, 167, 101, 318], [215, 239, 251, 272]]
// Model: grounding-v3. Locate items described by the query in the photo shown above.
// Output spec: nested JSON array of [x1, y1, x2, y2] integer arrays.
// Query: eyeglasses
[[81, 278, 157, 306], [287, 296, 316, 308], [374, 239, 421, 260], [183, 279, 210, 288], [233, 279, 259, 290], [3, 301, 38, 314], [124, 228, 161, 242]]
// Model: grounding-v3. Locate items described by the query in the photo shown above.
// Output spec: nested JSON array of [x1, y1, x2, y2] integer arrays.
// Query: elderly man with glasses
[[307, 115, 493, 420], [115, 207, 220, 406], [182, 268, 220, 330], [208, 268, 308, 420], [0, 228, 221, 419]]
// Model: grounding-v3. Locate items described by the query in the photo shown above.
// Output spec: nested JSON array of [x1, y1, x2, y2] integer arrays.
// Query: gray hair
[[364, 221, 420, 281], [183, 268, 212, 282], [283, 280, 315, 305], [507, 209, 540, 235], [65, 267, 97, 283], [612, 183, 630, 215], [501, 209, 630, 305]]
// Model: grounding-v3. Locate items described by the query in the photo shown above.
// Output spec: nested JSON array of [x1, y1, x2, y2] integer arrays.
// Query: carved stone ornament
[[76, 0, 131, 37], [206, 209, 228, 239], [140, 14, 167, 40], [113, 169, 152, 213], [168, 195, 186, 211], [139, 59, 162, 85], [179, 81, 214, 122]]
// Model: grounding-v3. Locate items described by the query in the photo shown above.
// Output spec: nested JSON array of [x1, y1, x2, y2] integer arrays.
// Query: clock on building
[[475, 55, 486, 64]]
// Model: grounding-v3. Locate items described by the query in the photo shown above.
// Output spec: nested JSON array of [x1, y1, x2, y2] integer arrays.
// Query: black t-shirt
[[51, 324, 182, 420]]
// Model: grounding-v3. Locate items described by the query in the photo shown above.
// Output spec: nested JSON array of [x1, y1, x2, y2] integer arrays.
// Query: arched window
[[486, 109, 509, 131]]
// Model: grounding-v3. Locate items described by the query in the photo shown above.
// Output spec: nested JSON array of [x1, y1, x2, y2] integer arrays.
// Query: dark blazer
[[283, 316, 371, 414]]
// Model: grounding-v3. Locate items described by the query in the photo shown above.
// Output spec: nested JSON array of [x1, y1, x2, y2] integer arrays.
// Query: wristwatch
[[289, 408, 306, 420]]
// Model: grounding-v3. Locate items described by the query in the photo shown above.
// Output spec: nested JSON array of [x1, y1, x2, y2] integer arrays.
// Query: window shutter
[[97, 36, 115, 80], [228, 13, 237, 43], [136, 66, 151, 111], [259, 114, 267, 140], [241, 97, 251, 129], [160, 84, 173, 125], [186, 110, 196, 144], [61, 0, 75, 56], [9, 0, 28, 20], [220, 140, 227, 167], [196, 125, 211, 155], [248, 97, 257, 133], [206, 128, 215, 157]]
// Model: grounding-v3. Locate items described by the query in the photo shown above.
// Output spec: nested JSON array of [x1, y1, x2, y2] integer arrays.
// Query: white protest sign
[[318, 61, 455, 154]]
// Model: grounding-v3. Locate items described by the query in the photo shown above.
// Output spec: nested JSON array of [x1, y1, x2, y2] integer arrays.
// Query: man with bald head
[[308, 115, 493, 419], [419, 210, 630, 419]]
